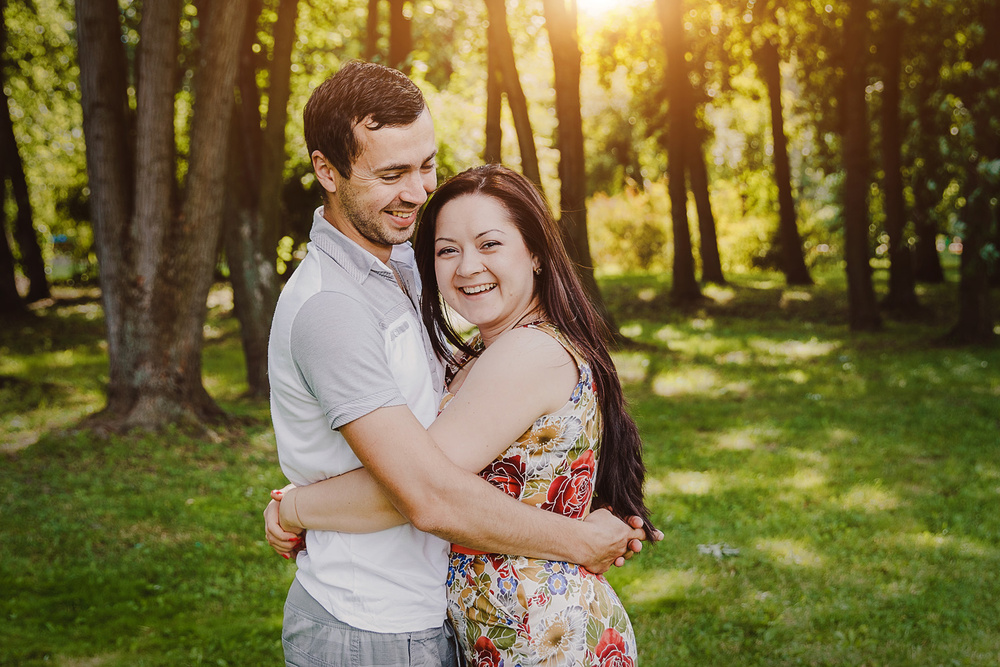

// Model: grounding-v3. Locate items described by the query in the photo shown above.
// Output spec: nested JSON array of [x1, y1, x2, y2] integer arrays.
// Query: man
[[266, 61, 646, 666]]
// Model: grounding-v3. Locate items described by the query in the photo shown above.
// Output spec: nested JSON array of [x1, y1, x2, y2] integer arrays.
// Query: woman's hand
[[264, 485, 305, 559]]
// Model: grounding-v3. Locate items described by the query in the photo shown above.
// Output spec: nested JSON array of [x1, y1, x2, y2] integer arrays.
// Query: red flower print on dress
[[541, 449, 595, 519], [481, 455, 526, 499], [595, 628, 634, 667], [473, 636, 504, 667]]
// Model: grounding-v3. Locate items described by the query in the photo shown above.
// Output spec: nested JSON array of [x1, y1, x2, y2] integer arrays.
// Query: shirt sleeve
[[290, 290, 408, 430]]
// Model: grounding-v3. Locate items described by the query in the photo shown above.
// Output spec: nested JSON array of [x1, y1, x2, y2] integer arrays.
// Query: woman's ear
[[311, 150, 338, 196]]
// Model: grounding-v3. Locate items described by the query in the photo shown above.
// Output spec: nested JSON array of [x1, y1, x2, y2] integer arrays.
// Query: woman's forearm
[[280, 468, 407, 533]]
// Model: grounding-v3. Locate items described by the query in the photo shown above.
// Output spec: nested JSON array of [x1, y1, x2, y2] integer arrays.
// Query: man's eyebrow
[[374, 151, 438, 175]]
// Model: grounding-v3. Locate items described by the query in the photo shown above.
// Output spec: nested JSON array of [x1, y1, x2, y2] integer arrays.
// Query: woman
[[268, 164, 655, 666]]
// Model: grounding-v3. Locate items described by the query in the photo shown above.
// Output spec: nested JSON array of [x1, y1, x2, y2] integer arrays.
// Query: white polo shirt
[[268, 208, 448, 633]]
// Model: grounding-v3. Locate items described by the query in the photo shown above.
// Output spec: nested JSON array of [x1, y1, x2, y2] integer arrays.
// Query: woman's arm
[[269, 327, 578, 535]]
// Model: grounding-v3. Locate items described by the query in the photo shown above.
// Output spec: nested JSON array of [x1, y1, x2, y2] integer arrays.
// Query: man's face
[[327, 108, 437, 260]]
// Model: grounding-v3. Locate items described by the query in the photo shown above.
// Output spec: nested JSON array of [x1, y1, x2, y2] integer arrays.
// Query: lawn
[[1, 269, 998, 666]]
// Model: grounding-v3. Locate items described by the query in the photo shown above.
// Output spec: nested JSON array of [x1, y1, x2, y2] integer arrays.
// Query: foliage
[[2, 0, 88, 268], [3, 273, 999, 665]]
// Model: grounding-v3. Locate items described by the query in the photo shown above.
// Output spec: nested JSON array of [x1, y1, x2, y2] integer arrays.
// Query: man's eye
[[421, 163, 436, 172], [382, 174, 402, 182]]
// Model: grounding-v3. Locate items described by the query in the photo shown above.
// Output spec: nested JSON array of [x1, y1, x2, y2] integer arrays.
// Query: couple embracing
[[263, 60, 660, 667]]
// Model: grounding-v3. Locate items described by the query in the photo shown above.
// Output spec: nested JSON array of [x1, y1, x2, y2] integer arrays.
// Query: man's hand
[[579, 508, 647, 574], [264, 485, 305, 559]]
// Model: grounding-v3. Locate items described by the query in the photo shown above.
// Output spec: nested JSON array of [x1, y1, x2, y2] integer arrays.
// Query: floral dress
[[444, 322, 637, 667]]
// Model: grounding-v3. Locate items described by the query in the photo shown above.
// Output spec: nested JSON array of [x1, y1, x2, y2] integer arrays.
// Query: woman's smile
[[433, 193, 540, 345]]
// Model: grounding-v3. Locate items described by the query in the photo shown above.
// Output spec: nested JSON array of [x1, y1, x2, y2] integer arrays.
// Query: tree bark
[[78, 0, 248, 429], [127, 0, 184, 422], [0, 168, 25, 314], [946, 1, 999, 344], [388, 0, 412, 71], [687, 127, 724, 284], [541, 0, 615, 327], [484, 20, 502, 164], [365, 0, 380, 60], [759, 37, 812, 286], [842, 0, 881, 331], [76, 0, 137, 415], [656, 0, 700, 302], [0, 61, 49, 303], [225, 0, 295, 399], [879, 9, 918, 313], [486, 0, 542, 187], [910, 47, 945, 284]]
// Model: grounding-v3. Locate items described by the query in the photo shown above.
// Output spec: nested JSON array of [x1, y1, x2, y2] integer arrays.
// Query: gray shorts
[[282, 578, 461, 667]]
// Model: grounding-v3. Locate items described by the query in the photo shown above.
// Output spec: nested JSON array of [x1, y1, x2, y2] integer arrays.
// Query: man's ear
[[312, 151, 338, 196]]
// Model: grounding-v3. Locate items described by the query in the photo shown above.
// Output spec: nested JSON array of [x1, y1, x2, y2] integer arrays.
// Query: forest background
[[1, 0, 999, 664]]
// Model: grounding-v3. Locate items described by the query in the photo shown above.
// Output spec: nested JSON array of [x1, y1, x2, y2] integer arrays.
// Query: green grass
[[2, 271, 998, 666]]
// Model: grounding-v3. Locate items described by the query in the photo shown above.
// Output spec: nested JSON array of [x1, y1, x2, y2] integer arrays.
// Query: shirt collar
[[308, 207, 416, 283]]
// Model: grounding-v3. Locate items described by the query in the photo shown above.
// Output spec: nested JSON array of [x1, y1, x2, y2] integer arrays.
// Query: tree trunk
[[879, 9, 919, 313], [687, 127, 724, 284], [760, 37, 812, 286], [656, 0, 700, 302], [365, 0, 380, 60], [78, 0, 248, 430], [159, 0, 247, 422], [0, 64, 49, 303], [484, 20, 502, 164], [541, 0, 615, 328], [911, 48, 945, 284], [225, 0, 295, 399], [0, 171, 25, 314], [946, 1, 999, 344], [388, 0, 412, 71], [486, 0, 542, 188], [842, 0, 881, 331], [76, 0, 137, 416]]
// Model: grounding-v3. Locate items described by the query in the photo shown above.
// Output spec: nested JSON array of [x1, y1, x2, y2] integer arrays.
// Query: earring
[[533, 266, 542, 275]]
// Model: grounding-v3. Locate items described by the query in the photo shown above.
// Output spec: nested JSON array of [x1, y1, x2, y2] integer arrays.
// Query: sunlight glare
[[576, 0, 642, 19]]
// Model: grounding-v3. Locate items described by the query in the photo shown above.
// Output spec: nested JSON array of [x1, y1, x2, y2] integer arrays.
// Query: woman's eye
[[436, 247, 456, 257], [482, 241, 501, 250]]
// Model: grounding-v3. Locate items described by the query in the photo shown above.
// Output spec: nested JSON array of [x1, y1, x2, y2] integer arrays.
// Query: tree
[[77, 0, 248, 430], [365, 0, 379, 60], [0, 165, 24, 313], [0, 0, 49, 304], [687, 122, 724, 284], [225, 0, 298, 399], [944, 1, 1000, 344], [484, 21, 502, 165], [878, 3, 918, 313], [388, 0, 412, 71], [757, 32, 812, 286], [656, 0, 699, 301], [484, 0, 542, 186], [541, 0, 616, 324], [841, 0, 882, 331], [908, 37, 946, 284]]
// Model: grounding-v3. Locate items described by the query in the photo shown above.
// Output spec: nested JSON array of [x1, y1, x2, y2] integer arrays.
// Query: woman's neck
[[479, 303, 545, 349]]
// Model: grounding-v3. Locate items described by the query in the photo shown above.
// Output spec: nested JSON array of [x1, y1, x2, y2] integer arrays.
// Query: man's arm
[[336, 403, 641, 572]]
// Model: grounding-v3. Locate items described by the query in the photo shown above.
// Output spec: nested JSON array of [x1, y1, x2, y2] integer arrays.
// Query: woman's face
[[433, 193, 540, 341]]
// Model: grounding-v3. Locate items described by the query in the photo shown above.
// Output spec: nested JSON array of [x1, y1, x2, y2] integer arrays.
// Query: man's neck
[[322, 206, 393, 265]]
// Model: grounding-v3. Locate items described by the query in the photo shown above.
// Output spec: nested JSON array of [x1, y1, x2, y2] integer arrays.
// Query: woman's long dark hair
[[414, 164, 655, 539]]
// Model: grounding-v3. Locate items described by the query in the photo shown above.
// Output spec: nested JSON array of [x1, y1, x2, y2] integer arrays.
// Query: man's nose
[[400, 172, 432, 206]]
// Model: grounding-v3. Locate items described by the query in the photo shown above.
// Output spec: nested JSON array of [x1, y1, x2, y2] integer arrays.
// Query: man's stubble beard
[[340, 183, 414, 248]]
